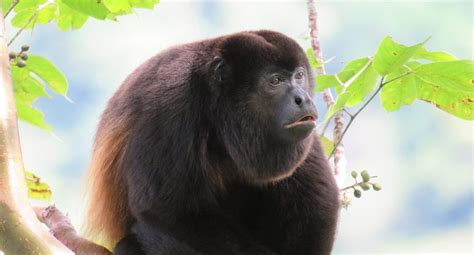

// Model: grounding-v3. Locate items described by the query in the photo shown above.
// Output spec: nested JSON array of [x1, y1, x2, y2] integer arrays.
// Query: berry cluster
[[9, 45, 30, 68], [349, 170, 382, 198]]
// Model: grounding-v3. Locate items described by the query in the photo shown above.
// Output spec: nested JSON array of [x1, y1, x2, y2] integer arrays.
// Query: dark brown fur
[[85, 30, 339, 254]]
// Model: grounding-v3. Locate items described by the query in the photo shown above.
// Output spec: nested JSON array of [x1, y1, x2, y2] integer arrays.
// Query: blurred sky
[[6, 0, 473, 254]]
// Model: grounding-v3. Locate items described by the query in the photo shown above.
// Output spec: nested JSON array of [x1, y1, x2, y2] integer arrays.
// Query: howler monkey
[[85, 30, 339, 255]]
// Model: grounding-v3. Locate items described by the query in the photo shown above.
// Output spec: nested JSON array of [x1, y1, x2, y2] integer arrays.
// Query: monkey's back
[[84, 40, 215, 248]]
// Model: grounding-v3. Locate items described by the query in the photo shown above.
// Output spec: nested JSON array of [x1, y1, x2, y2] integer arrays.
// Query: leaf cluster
[[312, 36, 473, 124], [3, 0, 160, 131], [3, 0, 160, 31], [10, 44, 67, 131]]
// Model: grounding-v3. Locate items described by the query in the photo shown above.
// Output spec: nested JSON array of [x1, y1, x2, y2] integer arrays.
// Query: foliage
[[10, 46, 67, 131], [25, 170, 52, 201], [312, 36, 473, 157], [4, 0, 160, 31], [3, 0, 160, 131], [313, 37, 473, 122]]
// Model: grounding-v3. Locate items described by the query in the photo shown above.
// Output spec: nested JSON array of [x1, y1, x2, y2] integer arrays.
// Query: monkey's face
[[253, 66, 318, 143], [210, 31, 318, 184]]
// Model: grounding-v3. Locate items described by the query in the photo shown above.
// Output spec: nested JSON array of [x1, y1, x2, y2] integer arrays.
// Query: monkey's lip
[[284, 114, 317, 129]]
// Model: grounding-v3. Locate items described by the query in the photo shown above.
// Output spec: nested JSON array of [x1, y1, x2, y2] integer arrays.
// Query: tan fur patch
[[82, 118, 131, 249]]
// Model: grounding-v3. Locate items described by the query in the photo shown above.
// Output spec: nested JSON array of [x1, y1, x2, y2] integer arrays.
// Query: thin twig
[[340, 178, 377, 192], [4, 0, 19, 18], [340, 181, 363, 192], [343, 108, 353, 118], [8, 12, 37, 46], [328, 77, 385, 158], [381, 71, 412, 86]]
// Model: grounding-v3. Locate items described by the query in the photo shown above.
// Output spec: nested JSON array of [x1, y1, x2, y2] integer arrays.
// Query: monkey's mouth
[[284, 114, 317, 129]]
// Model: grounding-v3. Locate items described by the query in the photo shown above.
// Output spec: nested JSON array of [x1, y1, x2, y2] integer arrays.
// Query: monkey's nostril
[[295, 96, 303, 105]]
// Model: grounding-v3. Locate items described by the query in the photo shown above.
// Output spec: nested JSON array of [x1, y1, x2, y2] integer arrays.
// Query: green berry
[[20, 53, 28, 60], [351, 171, 358, 178], [9, 52, 17, 59], [372, 183, 382, 191], [353, 189, 362, 198], [360, 182, 371, 191], [21, 45, 30, 52], [361, 170, 370, 182], [16, 60, 26, 68]]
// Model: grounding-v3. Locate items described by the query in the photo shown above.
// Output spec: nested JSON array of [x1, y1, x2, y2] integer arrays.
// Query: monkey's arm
[[258, 140, 340, 255]]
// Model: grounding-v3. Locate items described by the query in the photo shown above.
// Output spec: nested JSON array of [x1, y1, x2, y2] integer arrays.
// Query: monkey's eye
[[295, 71, 305, 80], [270, 76, 282, 86]]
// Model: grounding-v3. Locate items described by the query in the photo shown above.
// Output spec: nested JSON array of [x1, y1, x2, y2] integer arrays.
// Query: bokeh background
[[6, 0, 473, 254]]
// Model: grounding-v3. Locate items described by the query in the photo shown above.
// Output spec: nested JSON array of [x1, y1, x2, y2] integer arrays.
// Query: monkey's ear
[[210, 56, 230, 82]]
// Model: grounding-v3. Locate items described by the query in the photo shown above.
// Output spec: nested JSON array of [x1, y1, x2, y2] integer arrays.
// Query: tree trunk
[[0, 11, 73, 255]]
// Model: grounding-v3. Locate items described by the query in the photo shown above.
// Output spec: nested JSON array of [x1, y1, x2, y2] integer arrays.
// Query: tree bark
[[0, 10, 73, 255], [307, 0, 346, 188], [34, 206, 112, 255]]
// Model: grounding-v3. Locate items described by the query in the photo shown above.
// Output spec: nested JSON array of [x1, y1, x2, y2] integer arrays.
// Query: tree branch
[[307, 0, 333, 104], [34, 206, 112, 255], [328, 77, 385, 158], [307, 0, 346, 188], [0, 9, 73, 254]]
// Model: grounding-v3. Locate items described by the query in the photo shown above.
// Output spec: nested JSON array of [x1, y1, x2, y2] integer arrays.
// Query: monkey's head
[[206, 31, 318, 184]]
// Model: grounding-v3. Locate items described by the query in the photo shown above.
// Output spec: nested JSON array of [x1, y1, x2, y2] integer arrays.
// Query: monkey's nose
[[294, 95, 303, 105], [292, 88, 312, 108]]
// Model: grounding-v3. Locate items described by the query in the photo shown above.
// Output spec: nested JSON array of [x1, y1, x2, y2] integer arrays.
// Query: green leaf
[[16, 99, 52, 131], [62, 0, 111, 20], [315, 74, 339, 92], [25, 171, 52, 202], [12, 65, 49, 101], [316, 58, 373, 93], [324, 92, 352, 122], [415, 61, 473, 93], [13, 0, 45, 12], [11, 8, 37, 29], [381, 64, 418, 111], [11, 64, 53, 130], [320, 136, 334, 157], [413, 47, 458, 62], [306, 48, 321, 69], [317, 58, 379, 106], [103, 0, 131, 12], [2, 0, 13, 13], [36, 3, 57, 25], [335, 58, 379, 106], [14, 78, 50, 105], [26, 55, 68, 96], [373, 36, 429, 75], [56, 1, 89, 31], [11, 2, 57, 29], [129, 0, 160, 9], [17, 78, 49, 100], [343, 62, 378, 106], [381, 60, 474, 120], [335, 58, 371, 86]]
